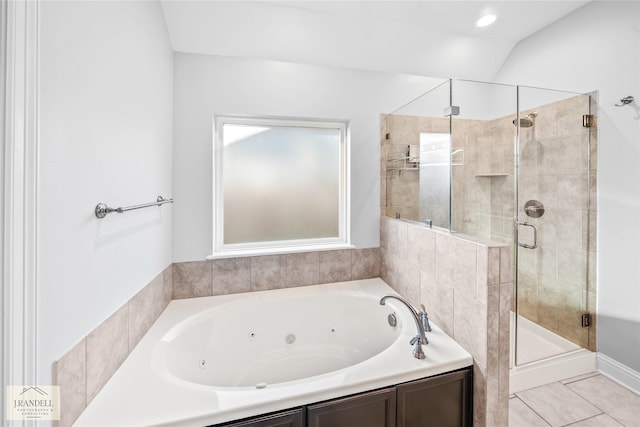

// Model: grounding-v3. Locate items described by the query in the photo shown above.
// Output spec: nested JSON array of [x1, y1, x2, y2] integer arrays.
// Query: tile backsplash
[[53, 265, 172, 427], [173, 248, 380, 298]]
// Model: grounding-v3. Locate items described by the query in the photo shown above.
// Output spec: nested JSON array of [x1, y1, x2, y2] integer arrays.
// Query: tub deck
[[74, 278, 472, 426]]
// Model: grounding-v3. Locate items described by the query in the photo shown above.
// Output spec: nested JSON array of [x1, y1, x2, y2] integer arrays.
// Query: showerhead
[[513, 112, 537, 128]]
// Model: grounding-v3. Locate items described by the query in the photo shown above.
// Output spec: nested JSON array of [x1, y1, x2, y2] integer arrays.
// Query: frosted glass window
[[214, 116, 349, 253]]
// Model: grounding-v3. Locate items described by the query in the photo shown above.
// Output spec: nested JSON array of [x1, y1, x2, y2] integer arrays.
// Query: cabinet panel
[[216, 408, 304, 427], [397, 369, 472, 427], [214, 368, 472, 427], [307, 387, 396, 427]]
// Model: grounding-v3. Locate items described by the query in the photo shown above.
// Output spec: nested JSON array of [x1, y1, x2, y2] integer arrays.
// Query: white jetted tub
[[75, 278, 472, 426]]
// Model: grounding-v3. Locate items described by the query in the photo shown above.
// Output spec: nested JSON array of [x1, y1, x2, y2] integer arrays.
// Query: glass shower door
[[514, 86, 596, 366]]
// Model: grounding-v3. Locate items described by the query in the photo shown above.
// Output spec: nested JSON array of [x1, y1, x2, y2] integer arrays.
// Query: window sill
[[207, 243, 356, 260]]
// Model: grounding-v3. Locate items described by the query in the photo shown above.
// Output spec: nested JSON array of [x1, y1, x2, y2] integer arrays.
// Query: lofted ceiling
[[160, 1, 590, 81]]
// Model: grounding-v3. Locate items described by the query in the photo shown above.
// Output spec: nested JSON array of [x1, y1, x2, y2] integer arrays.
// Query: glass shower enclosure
[[513, 86, 596, 365], [382, 79, 597, 370]]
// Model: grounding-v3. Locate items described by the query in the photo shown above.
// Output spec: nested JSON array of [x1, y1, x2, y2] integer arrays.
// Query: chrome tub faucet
[[379, 295, 430, 360], [420, 304, 432, 333]]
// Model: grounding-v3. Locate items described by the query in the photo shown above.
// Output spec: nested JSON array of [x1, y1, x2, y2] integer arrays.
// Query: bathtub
[[74, 278, 472, 426]]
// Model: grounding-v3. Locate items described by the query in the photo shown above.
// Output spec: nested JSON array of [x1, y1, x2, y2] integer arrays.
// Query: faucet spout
[[380, 295, 428, 356]]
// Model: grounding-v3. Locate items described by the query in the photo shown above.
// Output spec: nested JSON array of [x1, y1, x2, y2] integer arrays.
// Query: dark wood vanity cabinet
[[215, 367, 472, 427], [396, 369, 472, 427], [219, 409, 304, 427], [307, 387, 396, 427]]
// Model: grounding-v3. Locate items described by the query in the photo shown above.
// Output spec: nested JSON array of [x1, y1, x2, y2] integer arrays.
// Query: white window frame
[[210, 115, 351, 258]]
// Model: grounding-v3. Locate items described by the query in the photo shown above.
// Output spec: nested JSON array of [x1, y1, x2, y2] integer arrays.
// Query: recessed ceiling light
[[476, 14, 497, 28]]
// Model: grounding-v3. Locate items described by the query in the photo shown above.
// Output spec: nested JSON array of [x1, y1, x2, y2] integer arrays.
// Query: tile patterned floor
[[509, 373, 640, 427]]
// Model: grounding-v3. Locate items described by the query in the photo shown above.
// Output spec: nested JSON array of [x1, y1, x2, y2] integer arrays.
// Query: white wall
[[495, 1, 640, 376], [38, 1, 173, 385], [172, 53, 442, 262], [0, 3, 6, 419]]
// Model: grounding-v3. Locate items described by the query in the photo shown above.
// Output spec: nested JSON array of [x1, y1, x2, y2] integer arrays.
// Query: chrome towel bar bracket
[[95, 196, 173, 219], [615, 96, 634, 107]]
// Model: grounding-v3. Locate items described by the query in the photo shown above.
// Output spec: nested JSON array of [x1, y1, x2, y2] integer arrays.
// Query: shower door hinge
[[385, 133, 390, 140], [582, 115, 595, 128], [581, 313, 592, 328]]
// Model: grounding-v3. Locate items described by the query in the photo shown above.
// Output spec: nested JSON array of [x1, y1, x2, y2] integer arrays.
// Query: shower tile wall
[[382, 114, 468, 225], [451, 95, 596, 351], [451, 118, 515, 244], [380, 216, 512, 427]]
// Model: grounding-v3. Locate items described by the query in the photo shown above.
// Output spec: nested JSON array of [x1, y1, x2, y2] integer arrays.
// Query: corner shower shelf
[[474, 173, 509, 177], [387, 167, 420, 172], [386, 155, 419, 173], [386, 150, 465, 172]]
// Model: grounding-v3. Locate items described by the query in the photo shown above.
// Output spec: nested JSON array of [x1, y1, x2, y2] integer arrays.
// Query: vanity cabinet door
[[307, 387, 396, 427], [217, 408, 304, 427], [396, 368, 472, 427]]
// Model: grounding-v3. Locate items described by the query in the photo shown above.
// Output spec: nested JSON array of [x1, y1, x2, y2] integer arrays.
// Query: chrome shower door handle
[[517, 222, 538, 249]]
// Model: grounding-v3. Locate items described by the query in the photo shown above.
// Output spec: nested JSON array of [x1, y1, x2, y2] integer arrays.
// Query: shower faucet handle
[[419, 304, 432, 333]]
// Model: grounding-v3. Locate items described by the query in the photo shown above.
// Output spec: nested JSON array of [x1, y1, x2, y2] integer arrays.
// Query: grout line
[[348, 248, 353, 280], [561, 412, 622, 427], [170, 263, 175, 299], [512, 395, 552, 427], [83, 338, 88, 410], [249, 256, 254, 292], [210, 258, 214, 296], [518, 382, 605, 426], [563, 380, 628, 426], [126, 299, 131, 353], [560, 372, 600, 385]]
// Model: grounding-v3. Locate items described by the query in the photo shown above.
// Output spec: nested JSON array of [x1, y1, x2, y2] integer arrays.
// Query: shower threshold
[[509, 314, 596, 393]]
